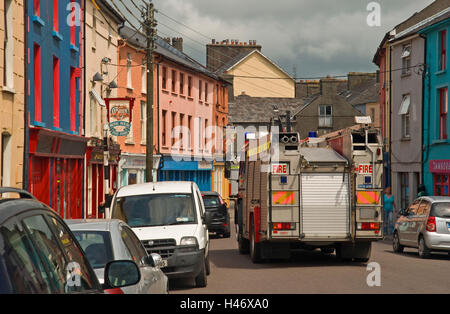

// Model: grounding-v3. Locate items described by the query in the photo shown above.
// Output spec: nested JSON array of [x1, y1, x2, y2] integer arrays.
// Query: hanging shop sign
[[105, 98, 135, 137]]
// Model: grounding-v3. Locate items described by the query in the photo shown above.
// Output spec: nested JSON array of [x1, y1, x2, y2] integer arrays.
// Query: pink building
[[118, 26, 229, 191]]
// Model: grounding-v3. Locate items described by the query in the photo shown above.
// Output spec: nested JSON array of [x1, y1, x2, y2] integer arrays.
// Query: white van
[[109, 181, 210, 287]]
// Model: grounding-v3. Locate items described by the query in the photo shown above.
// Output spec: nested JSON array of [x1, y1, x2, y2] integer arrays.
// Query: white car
[[109, 181, 210, 288], [66, 219, 169, 294]]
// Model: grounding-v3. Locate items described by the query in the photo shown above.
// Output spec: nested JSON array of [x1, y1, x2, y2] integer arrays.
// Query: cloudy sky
[[119, 0, 435, 78]]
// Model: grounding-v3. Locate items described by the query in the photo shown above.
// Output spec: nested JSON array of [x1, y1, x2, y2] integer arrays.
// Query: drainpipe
[[389, 44, 392, 191], [23, 0, 29, 191], [419, 33, 428, 186]]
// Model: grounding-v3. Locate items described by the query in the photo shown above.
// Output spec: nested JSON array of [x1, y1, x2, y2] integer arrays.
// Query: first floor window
[[434, 174, 450, 196], [439, 87, 448, 140]]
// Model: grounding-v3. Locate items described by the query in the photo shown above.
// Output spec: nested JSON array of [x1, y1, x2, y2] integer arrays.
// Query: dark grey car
[[0, 188, 140, 294], [393, 196, 450, 258]]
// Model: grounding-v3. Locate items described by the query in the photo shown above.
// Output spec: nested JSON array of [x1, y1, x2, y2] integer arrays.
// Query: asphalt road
[[169, 228, 450, 294]]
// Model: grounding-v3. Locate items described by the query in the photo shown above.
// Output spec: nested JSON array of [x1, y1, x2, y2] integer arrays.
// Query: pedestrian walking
[[383, 187, 396, 235], [99, 188, 115, 217]]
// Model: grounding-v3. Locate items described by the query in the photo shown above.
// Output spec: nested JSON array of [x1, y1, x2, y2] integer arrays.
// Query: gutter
[[23, 0, 29, 190]]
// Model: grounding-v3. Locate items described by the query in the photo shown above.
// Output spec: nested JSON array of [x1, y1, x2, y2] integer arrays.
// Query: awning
[[398, 95, 411, 115]]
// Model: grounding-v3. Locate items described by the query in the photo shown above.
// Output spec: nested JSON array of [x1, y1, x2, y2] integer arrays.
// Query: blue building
[[26, 0, 86, 218], [420, 15, 450, 196]]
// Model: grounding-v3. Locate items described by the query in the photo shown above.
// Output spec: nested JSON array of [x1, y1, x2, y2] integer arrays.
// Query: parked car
[[393, 196, 450, 258], [202, 192, 231, 238], [109, 181, 210, 288], [66, 219, 169, 294], [0, 188, 140, 294]]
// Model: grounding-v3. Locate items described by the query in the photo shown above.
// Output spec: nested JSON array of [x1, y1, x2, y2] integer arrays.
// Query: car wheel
[[195, 258, 208, 288], [223, 231, 231, 238], [393, 231, 404, 253], [418, 236, 431, 259], [250, 220, 262, 263]]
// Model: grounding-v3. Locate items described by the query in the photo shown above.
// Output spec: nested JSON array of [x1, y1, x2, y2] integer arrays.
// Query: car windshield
[[202, 195, 221, 208], [72, 231, 114, 269], [112, 194, 196, 227], [431, 202, 450, 218]]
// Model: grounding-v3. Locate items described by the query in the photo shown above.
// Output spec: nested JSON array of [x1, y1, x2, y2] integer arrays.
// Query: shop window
[[434, 174, 450, 196]]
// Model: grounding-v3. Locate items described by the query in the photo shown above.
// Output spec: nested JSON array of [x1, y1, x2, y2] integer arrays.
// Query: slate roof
[[340, 79, 380, 106], [119, 25, 221, 81], [228, 95, 305, 124]]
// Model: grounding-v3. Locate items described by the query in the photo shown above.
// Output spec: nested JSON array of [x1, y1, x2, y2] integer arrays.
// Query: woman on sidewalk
[[383, 187, 396, 235]]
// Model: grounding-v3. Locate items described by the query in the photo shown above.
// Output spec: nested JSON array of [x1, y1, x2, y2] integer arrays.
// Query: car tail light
[[104, 288, 124, 294], [272, 222, 295, 230], [358, 222, 380, 230], [426, 216, 436, 232], [219, 197, 225, 205]]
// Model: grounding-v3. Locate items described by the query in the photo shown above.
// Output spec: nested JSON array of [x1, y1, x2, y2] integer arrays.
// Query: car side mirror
[[201, 213, 206, 225], [104, 260, 141, 290]]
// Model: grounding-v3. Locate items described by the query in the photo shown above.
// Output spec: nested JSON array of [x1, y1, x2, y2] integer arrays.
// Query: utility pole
[[145, 2, 156, 182]]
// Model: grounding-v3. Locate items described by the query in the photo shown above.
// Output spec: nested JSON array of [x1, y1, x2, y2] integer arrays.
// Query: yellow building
[[0, 0, 25, 188], [222, 50, 295, 98]]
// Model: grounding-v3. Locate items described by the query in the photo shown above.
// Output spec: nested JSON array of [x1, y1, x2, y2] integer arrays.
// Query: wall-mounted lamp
[[108, 80, 118, 89], [93, 72, 104, 82]]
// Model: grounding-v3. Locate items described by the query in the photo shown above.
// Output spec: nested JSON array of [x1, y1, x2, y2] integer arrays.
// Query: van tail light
[[426, 216, 436, 232], [358, 222, 380, 230], [104, 288, 124, 294]]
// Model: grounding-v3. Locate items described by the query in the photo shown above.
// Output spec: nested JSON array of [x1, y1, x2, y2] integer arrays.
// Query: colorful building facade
[[0, 0, 25, 189], [421, 17, 450, 196], [118, 26, 229, 193], [26, 0, 85, 218], [84, 0, 124, 218]]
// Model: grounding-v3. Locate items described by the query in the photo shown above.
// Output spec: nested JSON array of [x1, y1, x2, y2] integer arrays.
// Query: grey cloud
[[120, 0, 435, 78]]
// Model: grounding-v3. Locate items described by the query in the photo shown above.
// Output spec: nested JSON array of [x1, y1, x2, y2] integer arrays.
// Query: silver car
[[393, 196, 450, 258], [66, 219, 169, 294]]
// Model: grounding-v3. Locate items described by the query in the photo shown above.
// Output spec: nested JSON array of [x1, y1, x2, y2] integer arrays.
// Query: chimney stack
[[172, 37, 183, 52]]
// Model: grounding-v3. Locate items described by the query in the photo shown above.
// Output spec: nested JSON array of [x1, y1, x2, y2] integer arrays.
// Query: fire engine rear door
[[300, 173, 351, 239]]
